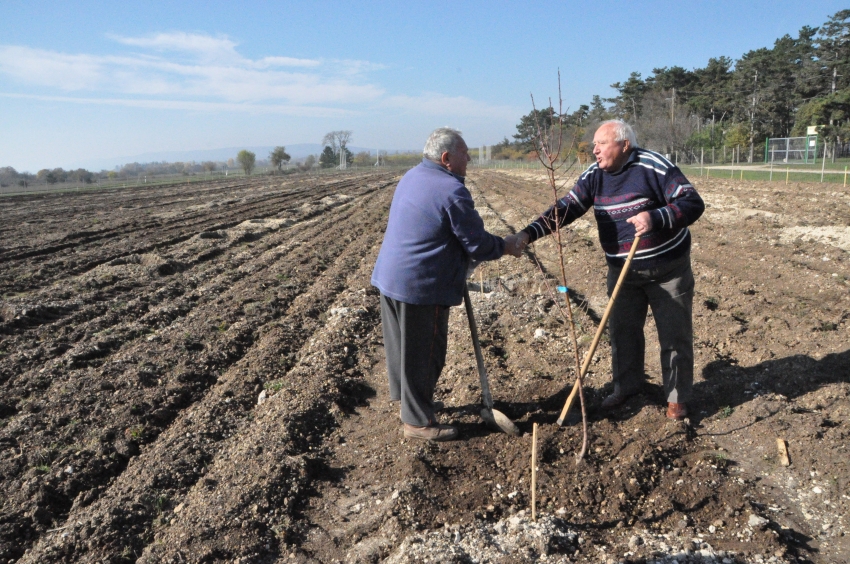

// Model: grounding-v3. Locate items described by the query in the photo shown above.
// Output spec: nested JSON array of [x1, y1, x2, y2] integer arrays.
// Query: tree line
[[0, 147, 298, 188], [0, 161, 229, 188], [504, 9, 850, 164], [316, 131, 420, 168]]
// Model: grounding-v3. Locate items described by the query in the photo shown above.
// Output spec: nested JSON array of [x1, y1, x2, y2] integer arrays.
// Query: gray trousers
[[380, 294, 450, 426], [606, 252, 694, 404]]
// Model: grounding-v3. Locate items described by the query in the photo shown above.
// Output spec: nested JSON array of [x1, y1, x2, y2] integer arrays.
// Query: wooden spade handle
[[463, 284, 494, 410], [556, 235, 641, 425]]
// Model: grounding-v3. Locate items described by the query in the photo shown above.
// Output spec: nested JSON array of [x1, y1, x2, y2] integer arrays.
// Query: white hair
[[599, 119, 638, 147], [423, 127, 465, 161]]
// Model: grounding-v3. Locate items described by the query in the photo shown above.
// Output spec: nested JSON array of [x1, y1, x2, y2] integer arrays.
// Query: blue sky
[[1, 0, 846, 172]]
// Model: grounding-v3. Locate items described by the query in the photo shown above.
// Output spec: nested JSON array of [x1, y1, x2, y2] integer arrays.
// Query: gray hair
[[599, 119, 638, 147], [423, 127, 465, 161]]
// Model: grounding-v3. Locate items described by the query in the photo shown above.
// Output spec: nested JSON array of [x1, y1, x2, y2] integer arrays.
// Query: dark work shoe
[[601, 391, 628, 409], [403, 423, 458, 442], [666, 402, 688, 420]]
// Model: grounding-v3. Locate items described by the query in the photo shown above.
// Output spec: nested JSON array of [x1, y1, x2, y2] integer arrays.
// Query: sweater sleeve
[[520, 181, 594, 243], [647, 168, 705, 231], [446, 192, 505, 261]]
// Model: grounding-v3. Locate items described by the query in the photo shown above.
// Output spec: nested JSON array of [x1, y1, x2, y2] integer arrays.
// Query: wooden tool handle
[[556, 235, 641, 425], [463, 284, 494, 410]]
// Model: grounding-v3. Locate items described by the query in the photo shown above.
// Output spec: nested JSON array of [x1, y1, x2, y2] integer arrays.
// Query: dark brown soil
[[0, 169, 847, 563]]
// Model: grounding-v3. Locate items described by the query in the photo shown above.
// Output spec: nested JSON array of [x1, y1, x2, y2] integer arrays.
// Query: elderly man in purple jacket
[[371, 127, 524, 441]]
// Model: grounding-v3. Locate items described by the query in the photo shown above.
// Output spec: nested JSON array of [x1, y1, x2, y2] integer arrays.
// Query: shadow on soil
[[695, 348, 850, 423], [529, 348, 850, 430]]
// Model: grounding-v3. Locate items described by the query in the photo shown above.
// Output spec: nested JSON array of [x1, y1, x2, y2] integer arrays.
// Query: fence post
[[786, 167, 789, 185]]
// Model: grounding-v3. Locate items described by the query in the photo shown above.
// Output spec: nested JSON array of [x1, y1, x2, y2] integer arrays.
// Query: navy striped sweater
[[521, 148, 704, 269]]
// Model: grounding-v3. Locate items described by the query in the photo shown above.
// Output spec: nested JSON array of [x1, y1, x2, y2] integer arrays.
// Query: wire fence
[[4, 157, 848, 198], [683, 163, 850, 186]]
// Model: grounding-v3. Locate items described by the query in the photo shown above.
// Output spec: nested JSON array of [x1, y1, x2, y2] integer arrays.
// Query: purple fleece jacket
[[371, 159, 505, 306]]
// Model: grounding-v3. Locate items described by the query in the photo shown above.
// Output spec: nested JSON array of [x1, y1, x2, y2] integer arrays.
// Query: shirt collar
[[608, 148, 639, 175], [421, 158, 465, 183]]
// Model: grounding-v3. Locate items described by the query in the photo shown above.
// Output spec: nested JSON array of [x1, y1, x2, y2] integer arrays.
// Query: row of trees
[[0, 160, 236, 188], [4, 134, 434, 188], [1, 166, 108, 188], [1, 147, 297, 187], [315, 131, 423, 168], [505, 9, 850, 164], [3, 141, 355, 188], [317, 131, 425, 168], [236, 147, 301, 175]]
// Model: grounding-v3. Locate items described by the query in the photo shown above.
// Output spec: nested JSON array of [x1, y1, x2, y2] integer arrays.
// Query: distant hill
[[76, 144, 415, 171]]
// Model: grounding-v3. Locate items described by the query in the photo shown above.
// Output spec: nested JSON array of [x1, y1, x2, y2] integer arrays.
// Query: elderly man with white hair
[[371, 127, 524, 441], [516, 120, 705, 420]]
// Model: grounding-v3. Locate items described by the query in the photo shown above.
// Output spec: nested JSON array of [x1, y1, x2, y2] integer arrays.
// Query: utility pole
[[670, 88, 675, 126], [665, 88, 676, 157], [749, 71, 758, 163], [831, 64, 842, 94]]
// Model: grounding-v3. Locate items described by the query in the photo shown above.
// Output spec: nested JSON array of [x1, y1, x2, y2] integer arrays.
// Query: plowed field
[[1, 169, 848, 564]]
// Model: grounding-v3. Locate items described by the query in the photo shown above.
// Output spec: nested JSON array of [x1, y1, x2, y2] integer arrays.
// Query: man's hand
[[503, 232, 529, 258], [626, 212, 652, 237]]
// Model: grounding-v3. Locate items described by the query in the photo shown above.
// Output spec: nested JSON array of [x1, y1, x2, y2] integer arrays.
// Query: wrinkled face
[[592, 124, 631, 172], [442, 140, 471, 177]]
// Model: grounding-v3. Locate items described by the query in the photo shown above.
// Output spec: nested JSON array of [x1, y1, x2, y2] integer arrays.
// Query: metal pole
[[821, 146, 827, 182]]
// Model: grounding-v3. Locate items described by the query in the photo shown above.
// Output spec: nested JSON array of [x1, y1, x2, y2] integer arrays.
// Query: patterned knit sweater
[[521, 148, 704, 270]]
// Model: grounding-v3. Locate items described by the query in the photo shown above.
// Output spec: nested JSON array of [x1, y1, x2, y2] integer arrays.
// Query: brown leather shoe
[[403, 423, 458, 442], [601, 391, 628, 409], [666, 402, 688, 420]]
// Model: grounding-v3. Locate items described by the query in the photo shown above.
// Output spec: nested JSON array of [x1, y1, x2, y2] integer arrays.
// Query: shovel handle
[[463, 284, 494, 410], [556, 235, 641, 426]]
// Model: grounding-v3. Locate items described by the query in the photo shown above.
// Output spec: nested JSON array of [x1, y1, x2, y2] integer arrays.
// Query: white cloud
[[254, 56, 322, 69], [331, 59, 389, 76], [0, 92, 351, 118], [0, 32, 383, 105], [109, 32, 241, 64], [0, 46, 105, 90], [0, 32, 512, 123], [110, 32, 321, 69]]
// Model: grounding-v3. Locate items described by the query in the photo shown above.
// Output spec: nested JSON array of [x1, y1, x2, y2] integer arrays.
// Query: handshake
[[503, 232, 530, 258]]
